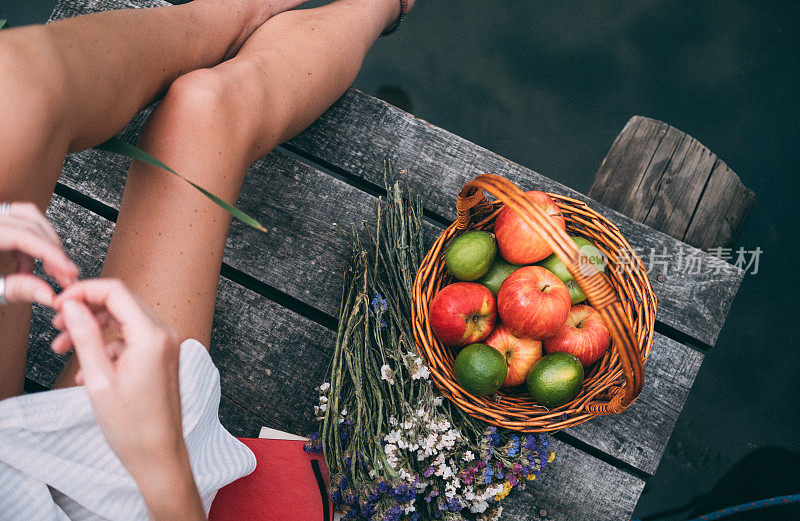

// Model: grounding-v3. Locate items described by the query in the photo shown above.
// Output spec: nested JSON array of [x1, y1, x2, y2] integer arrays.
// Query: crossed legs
[[0, 0, 406, 393], [0, 0, 310, 399]]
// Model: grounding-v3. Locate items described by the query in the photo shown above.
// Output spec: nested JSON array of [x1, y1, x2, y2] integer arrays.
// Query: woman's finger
[[62, 300, 113, 387], [0, 222, 78, 287], [9, 202, 62, 244], [3, 273, 54, 307], [51, 331, 73, 354], [52, 311, 114, 354], [55, 280, 153, 340], [53, 308, 111, 327]]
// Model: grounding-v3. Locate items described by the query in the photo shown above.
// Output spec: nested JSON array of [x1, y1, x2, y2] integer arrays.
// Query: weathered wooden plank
[[283, 89, 744, 346], [640, 132, 717, 239], [29, 196, 644, 521], [619, 124, 685, 220], [566, 334, 704, 475], [502, 438, 644, 521], [589, 116, 755, 250], [683, 160, 755, 250], [48, 0, 166, 24], [590, 116, 669, 211]]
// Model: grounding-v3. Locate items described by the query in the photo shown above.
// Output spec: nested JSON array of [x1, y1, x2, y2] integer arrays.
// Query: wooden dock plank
[[589, 116, 755, 250], [29, 196, 644, 521], [503, 439, 644, 521], [566, 334, 704, 475]]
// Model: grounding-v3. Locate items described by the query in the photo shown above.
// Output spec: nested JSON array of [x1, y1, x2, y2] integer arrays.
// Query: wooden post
[[589, 116, 755, 250]]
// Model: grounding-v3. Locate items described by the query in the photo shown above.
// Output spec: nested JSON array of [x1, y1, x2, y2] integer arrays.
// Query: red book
[[209, 437, 332, 521]]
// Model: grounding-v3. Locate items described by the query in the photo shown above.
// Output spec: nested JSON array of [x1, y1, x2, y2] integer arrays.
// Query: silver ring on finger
[[0, 203, 10, 216], [0, 276, 6, 306]]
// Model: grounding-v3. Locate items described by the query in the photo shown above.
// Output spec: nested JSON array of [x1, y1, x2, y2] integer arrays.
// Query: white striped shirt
[[0, 339, 256, 520]]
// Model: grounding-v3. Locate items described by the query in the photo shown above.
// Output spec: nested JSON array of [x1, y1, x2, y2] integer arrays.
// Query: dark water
[[3, 1, 799, 519]]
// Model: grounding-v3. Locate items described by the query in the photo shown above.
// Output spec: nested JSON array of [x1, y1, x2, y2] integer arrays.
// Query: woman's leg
[[55, 0, 409, 387], [0, 0, 305, 399]]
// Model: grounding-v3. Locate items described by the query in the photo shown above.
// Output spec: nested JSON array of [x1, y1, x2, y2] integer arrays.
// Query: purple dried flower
[[303, 432, 323, 454]]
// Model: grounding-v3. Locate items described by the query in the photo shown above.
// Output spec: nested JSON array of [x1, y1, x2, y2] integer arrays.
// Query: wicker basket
[[412, 174, 656, 432]]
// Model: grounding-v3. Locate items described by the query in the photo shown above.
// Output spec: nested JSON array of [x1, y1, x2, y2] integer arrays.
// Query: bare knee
[[0, 29, 71, 196], [159, 67, 282, 163]]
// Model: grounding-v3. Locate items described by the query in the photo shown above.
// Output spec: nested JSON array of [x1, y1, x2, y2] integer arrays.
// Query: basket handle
[[456, 174, 644, 412]]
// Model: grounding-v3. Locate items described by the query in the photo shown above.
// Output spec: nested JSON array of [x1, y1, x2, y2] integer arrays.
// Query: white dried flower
[[470, 500, 489, 513], [380, 364, 395, 385], [410, 358, 431, 380]]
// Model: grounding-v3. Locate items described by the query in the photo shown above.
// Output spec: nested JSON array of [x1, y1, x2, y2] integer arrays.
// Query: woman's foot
[[382, 0, 415, 33]]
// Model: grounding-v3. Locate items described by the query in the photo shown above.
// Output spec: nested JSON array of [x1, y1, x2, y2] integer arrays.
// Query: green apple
[[573, 237, 606, 274], [565, 279, 587, 304], [538, 236, 605, 284], [477, 257, 521, 296], [444, 231, 497, 281], [539, 249, 572, 281]]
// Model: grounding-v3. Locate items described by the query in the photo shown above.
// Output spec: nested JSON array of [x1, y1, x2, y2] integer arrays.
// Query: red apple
[[484, 323, 542, 387], [497, 266, 571, 339], [493, 191, 566, 264], [544, 305, 611, 367], [429, 282, 497, 346]]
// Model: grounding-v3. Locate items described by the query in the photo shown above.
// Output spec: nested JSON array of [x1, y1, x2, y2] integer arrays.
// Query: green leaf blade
[[95, 137, 266, 232]]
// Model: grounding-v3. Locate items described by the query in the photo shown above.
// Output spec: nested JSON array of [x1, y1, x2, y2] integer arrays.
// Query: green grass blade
[[0, 20, 7, 29], [95, 137, 266, 232]]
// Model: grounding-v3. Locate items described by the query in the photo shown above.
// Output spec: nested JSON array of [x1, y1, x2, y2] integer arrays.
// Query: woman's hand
[[0, 202, 78, 306], [53, 279, 206, 521]]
